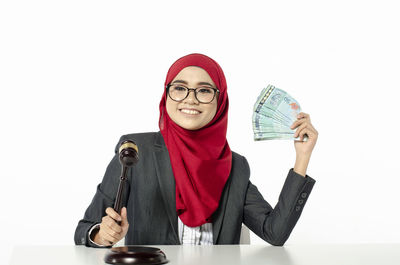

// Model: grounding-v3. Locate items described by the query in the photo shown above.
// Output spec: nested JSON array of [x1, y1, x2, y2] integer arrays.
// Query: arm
[[293, 154, 311, 177], [242, 157, 316, 246], [291, 111, 318, 177], [74, 138, 131, 248]]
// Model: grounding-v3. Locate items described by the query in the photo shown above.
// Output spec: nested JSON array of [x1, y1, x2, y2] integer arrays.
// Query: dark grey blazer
[[74, 132, 315, 247]]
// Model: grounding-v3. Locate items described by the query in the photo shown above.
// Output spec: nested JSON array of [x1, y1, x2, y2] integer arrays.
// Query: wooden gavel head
[[114, 139, 139, 214], [119, 140, 139, 167]]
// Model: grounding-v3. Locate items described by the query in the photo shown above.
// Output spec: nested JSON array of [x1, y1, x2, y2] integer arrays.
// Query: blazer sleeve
[[74, 137, 131, 248], [242, 156, 316, 246]]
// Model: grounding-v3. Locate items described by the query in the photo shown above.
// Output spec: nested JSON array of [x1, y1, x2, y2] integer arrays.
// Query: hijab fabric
[[158, 53, 232, 227]]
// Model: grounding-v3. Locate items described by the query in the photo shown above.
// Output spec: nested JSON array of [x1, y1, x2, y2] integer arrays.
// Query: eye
[[173, 85, 187, 91], [198, 87, 213, 94]]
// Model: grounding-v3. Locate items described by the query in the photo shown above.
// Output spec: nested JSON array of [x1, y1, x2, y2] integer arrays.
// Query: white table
[[9, 244, 400, 265]]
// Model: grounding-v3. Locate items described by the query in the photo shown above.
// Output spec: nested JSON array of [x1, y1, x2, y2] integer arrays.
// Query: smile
[[179, 108, 201, 115]]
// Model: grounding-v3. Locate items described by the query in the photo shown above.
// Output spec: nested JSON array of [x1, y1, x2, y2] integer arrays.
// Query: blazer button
[[81, 237, 85, 244], [301, 192, 307, 198], [295, 206, 301, 211], [298, 199, 304, 204]]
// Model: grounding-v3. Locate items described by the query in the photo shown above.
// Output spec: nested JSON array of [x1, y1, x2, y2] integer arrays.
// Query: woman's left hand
[[290, 112, 318, 157]]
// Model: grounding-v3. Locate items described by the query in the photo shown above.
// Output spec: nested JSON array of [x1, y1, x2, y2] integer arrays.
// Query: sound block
[[104, 246, 168, 265]]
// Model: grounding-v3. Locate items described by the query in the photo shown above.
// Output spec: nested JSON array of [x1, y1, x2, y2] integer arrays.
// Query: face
[[166, 66, 218, 130]]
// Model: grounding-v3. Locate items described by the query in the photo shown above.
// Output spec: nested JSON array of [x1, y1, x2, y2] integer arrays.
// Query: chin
[[178, 121, 204, 130], [181, 124, 202, 130]]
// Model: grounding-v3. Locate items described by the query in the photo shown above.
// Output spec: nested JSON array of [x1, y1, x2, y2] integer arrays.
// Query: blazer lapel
[[152, 132, 180, 244], [212, 173, 233, 244]]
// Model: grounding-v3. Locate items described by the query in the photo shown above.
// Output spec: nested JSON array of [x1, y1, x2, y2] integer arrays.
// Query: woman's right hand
[[93, 207, 129, 246]]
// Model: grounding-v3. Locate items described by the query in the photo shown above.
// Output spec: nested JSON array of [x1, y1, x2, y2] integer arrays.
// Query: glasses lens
[[168, 85, 216, 103], [169, 85, 188, 101], [196, 87, 215, 103]]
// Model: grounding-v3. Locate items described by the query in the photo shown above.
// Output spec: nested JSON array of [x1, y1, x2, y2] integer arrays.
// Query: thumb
[[121, 207, 129, 227]]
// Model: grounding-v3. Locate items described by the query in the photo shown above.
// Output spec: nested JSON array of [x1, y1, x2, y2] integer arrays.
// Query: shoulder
[[231, 150, 245, 162], [230, 150, 251, 180], [231, 150, 249, 168]]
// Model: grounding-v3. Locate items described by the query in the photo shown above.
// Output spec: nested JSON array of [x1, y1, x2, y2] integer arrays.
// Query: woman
[[74, 53, 318, 247]]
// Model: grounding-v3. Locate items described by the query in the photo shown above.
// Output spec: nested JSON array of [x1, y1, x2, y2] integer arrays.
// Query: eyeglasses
[[166, 83, 219, 104]]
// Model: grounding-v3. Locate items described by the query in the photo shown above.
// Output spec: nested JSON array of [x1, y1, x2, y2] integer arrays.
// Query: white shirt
[[88, 217, 213, 246], [178, 216, 213, 245]]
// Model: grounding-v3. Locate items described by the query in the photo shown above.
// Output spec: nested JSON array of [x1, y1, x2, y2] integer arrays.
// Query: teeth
[[180, 109, 200, 115]]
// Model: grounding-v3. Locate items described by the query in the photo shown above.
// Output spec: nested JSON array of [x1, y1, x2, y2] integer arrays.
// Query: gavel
[[105, 139, 168, 264], [113, 140, 139, 224]]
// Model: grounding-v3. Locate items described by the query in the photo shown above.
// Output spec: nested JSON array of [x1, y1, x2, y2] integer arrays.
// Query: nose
[[184, 89, 199, 104]]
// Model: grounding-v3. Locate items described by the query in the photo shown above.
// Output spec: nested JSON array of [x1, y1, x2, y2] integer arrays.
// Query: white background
[[1, 0, 399, 262]]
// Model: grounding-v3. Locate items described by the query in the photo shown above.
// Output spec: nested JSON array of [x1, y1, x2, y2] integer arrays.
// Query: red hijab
[[158, 53, 232, 227]]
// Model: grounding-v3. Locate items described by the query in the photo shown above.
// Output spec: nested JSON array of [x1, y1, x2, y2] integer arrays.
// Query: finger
[[291, 114, 310, 129], [103, 215, 123, 233], [297, 113, 311, 124], [105, 207, 122, 222], [100, 220, 122, 241], [105, 217, 123, 234], [291, 118, 307, 130], [294, 123, 309, 138], [100, 229, 120, 244], [303, 122, 318, 136], [297, 127, 315, 141], [297, 112, 310, 120], [98, 224, 118, 245], [121, 207, 129, 229], [105, 225, 122, 240], [97, 234, 113, 246], [290, 120, 299, 129]]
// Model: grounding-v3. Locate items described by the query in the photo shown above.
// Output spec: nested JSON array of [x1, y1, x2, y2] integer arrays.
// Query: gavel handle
[[113, 166, 128, 226]]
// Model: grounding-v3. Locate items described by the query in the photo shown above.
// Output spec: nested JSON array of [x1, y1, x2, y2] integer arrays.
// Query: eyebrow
[[171, 80, 215, 87]]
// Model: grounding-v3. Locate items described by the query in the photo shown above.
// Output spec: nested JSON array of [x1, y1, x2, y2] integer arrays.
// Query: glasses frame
[[166, 83, 220, 104]]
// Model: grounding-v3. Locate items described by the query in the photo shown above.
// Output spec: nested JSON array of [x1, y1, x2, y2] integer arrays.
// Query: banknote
[[253, 84, 308, 141]]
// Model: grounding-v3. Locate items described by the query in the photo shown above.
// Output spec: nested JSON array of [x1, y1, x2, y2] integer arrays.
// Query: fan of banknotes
[[252, 84, 308, 142]]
